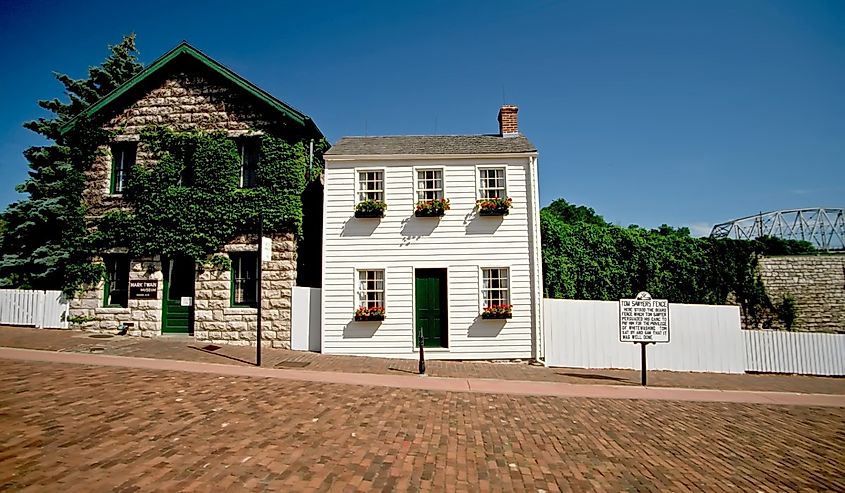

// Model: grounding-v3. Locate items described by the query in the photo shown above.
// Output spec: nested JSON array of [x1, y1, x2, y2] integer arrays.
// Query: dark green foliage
[[776, 294, 799, 331], [0, 35, 143, 294], [540, 200, 817, 326], [95, 127, 312, 266]]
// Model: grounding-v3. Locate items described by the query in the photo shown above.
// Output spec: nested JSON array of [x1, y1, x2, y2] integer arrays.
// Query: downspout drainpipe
[[308, 139, 314, 181]]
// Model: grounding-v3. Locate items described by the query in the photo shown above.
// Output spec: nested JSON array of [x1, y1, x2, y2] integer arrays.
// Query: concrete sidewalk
[[3, 326, 844, 395], [2, 346, 843, 408]]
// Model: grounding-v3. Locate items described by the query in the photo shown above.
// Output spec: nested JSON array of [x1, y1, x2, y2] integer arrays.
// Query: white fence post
[[291, 287, 321, 351]]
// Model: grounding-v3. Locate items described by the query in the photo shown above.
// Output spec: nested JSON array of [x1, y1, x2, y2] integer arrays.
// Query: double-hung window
[[357, 170, 384, 202], [481, 268, 510, 307], [416, 169, 443, 201], [357, 269, 385, 308], [230, 253, 258, 307], [478, 168, 506, 199], [239, 138, 260, 188], [110, 143, 136, 194], [103, 255, 129, 307]]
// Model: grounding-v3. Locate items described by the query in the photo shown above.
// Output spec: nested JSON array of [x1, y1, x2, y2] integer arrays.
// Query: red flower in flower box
[[354, 306, 385, 321], [415, 198, 450, 217], [476, 197, 512, 216], [481, 304, 513, 319]]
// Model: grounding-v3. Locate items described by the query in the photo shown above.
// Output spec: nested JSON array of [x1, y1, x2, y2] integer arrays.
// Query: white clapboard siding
[[322, 156, 540, 359], [744, 330, 845, 376], [543, 299, 745, 373], [0, 289, 69, 329]]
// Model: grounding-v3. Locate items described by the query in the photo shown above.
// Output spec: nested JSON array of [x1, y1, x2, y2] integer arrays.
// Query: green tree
[[539, 198, 817, 327], [544, 198, 609, 226], [0, 35, 143, 294]]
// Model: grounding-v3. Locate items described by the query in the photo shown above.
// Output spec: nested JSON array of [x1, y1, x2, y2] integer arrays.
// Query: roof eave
[[325, 151, 538, 161]]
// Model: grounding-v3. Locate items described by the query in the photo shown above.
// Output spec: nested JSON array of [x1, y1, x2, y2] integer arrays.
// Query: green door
[[161, 257, 195, 334], [415, 269, 447, 348]]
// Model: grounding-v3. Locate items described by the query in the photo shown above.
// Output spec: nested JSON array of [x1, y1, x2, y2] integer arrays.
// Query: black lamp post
[[418, 328, 425, 375], [256, 212, 263, 367]]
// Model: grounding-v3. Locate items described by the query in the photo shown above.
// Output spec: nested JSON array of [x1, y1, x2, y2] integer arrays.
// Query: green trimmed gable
[[60, 41, 322, 139]]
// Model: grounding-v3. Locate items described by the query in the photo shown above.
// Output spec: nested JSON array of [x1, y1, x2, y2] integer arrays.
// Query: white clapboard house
[[321, 105, 542, 359]]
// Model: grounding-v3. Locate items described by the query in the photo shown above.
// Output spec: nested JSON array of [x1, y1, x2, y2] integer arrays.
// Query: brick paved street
[[1, 326, 843, 395], [1, 358, 843, 492]]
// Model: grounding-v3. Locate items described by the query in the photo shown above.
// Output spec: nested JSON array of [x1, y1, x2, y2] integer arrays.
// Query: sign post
[[619, 291, 670, 386]]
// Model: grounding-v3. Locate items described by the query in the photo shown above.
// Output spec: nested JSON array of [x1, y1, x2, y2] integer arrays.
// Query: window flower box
[[415, 198, 450, 217], [355, 306, 385, 321], [481, 304, 513, 319], [477, 197, 512, 216], [355, 199, 386, 218]]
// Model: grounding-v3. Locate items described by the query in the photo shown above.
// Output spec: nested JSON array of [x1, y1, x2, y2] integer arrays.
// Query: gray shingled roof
[[325, 135, 536, 156]]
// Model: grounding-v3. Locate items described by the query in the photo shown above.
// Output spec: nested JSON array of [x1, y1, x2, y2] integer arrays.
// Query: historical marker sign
[[129, 280, 158, 299], [619, 291, 670, 343]]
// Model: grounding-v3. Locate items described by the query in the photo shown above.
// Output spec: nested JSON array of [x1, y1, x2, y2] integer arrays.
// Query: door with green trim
[[415, 268, 447, 348], [162, 257, 195, 334]]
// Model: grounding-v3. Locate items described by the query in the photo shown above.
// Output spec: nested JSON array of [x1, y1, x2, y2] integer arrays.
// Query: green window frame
[[110, 143, 136, 194], [230, 253, 258, 307], [238, 138, 260, 188], [103, 255, 130, 308]]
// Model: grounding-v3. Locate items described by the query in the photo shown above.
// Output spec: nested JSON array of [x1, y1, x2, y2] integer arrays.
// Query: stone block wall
[[69, 234, 297, 347], [84, 70, 287, 217], [70, 256, 163, 336], [194, 233, 296, 348], [758, 255, 845, 333]]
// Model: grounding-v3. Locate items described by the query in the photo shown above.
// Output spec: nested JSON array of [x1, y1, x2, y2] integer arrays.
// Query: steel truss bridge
[[710, 208, 844, 251]]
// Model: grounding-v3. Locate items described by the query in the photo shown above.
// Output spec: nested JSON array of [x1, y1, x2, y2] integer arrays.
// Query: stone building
[[64, 42, 324, 347]]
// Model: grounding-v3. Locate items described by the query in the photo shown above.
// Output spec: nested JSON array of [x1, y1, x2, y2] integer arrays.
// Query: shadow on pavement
[[556, 372, 632, 383], [188, 345, 255, 366]]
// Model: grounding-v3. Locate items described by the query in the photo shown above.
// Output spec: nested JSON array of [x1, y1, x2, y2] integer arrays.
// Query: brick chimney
[[498, 105, 519, 138]]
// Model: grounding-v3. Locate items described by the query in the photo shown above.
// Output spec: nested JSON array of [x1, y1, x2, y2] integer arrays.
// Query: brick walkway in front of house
[[0, 357, 843, 492], [1, 326, 843, 395]]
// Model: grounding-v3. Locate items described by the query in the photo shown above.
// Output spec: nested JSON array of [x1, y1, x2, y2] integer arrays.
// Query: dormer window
[[110, 142, 136, 194], [239, 138, 260, 188]]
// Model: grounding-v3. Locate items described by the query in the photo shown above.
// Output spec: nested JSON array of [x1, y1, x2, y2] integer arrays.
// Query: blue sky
[[1, 0, 842, 235]]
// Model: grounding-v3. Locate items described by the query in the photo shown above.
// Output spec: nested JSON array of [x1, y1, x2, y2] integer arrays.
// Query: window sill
[[95, 307, 131, 315], [225, 307, 258, 315], [105, 193, 125, 199]]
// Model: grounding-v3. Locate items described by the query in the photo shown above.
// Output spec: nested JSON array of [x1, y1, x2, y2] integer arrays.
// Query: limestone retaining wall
[[758, 255, 845, 333]]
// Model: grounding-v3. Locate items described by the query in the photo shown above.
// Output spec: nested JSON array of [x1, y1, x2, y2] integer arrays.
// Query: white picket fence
[[0, 289, 69, 329], [744, 330, 845, 376], [543, 299, 746, 373]]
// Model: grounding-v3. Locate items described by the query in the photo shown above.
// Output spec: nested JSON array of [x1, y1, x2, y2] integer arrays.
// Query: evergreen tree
[[0, 35, 143, 294]]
